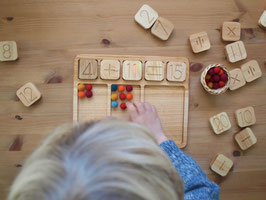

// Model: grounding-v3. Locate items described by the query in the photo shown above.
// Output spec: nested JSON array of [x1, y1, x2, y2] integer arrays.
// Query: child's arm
[[127, 101, 220, 200], [160, 140, 220, 200]]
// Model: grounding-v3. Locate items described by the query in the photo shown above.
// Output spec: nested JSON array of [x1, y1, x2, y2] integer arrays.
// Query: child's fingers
[[127, 102, 138, 119], [144, 102, 152, 112], [133, 101, 145, 114], [151, 105, 157, 113]]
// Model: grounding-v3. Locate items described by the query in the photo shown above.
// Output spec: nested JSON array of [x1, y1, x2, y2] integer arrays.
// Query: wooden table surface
[[0, 0, 265, 199]]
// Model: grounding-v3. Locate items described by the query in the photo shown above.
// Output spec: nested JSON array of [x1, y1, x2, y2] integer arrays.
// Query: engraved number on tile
[[19, 87, 37, 103], [154, 20, 168, 35], [213, 114, 230, 132], [82, 62, 94, 75], [239, 110, 252, 124], [140, 10, 154, 24], [2, 44, 11, 59]]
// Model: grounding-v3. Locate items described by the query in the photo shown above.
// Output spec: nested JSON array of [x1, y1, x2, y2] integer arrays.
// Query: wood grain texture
[[0, 0, 266, 199]]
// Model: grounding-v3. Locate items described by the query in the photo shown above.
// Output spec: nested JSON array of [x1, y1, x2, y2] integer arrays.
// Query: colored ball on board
[[86, 90, 93, 98], [120, 93, 126, 100], [111, 93, 118, 101], [78, 91, 85, 98], [78, 84, 85, 91], [120, 102, 127, 110], [126, 85, 133, 92], [86, 84, 93, 91], [126, 93, 133, 100], [118, 85, 125, 92], [111, 84, 118, 91], [111, 101, 118, 108], [220, 74, 228, 82]]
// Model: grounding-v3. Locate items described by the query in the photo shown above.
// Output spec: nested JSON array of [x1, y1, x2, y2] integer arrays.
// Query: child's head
[[8, 120, 183, 200]]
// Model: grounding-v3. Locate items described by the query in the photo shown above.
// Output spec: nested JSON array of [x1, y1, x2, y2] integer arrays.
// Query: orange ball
[[118, 85, 125, 92], [78, 84, 85, 91], [111, 93, 118, 101], [126, 93, 133, 100], [78, 91, 85, 98], [208, 82, 213, 89]]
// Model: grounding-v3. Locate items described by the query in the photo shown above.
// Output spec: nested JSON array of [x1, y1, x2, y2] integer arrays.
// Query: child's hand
[[127, 101, 168, 144]]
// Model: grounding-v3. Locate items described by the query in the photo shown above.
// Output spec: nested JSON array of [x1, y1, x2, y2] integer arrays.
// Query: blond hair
[[8, 120, 183, 200]]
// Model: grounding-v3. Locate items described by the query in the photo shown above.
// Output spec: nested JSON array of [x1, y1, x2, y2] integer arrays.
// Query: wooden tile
[[225, 41, 247, 63], [241, 60, 262, 82], [134, 4, 158, 29], [151, 17, 174, 40], [123, 60, 142, 81], [189, 31, 211, 53], [79, 59, 97, 80], [166, 61, 186, 82], [258, 10, 266, 29], [229, 68, 246, 90], [0, 41, 18, 61], [145, 61, 164, 81], [100, 60, 120, 80], [235, 106, 256, 128], [235, 127, 257, 150], [209, 112, 231, 134], [210, 154, 233, 177], [16, 82, 41, 107], [222, 22, 241, 41]]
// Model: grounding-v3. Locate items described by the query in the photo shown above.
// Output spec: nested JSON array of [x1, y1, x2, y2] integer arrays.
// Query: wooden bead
[[126, 93, 133, 100], [118, 85, 125, 92], [120, 102, 127, 110], [78, 91, 85, 98], [78, 84, 85, 91], [111, 93, 118, 101]]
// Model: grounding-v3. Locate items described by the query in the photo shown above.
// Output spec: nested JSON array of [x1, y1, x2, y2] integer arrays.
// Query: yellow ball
[[78, 84, 85, 91], [111, 93, 118, 101]]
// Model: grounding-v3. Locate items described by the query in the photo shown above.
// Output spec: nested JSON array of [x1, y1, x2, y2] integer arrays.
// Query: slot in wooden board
[[73, 54, 189, 148]]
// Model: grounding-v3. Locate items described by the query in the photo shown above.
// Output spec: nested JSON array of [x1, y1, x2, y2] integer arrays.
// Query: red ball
[[119, 93, 126, 100], [213, 75, 220, 82], [86, 84, 93, 91], [214, 67, 221, 74], [220, 74, 228, 82], [126, 85, 133, 92], [86, 90, 93, 98], [219, 81, 225, 88], [213, 83, 219, 89], [208, 68, 215, 75], [218, 69, 224, 75], [205, 79, 209, 84], [120, 102, 127, 110]]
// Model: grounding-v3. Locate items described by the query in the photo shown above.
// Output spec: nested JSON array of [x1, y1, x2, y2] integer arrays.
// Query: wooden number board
[[73, 54, 189, 148]]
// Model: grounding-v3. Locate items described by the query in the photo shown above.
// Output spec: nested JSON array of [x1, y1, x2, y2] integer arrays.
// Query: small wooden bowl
[[201, 64, 231, 95]]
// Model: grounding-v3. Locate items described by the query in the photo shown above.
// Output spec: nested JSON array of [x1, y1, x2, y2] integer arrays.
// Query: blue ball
[[111, 101, 118, 108], [111, 84, 118, 91]]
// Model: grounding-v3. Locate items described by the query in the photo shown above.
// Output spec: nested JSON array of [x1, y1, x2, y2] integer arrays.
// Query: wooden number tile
[[123, 60, 142, 81], [222, 22, 241, 41], [100, 60, 120, 80], [258, 10, 266, 29], [145, 61, 164, 81], [134, 4, 158, 29], [241, 60, 262, 82], [151, 17, 174, 40], [209, 112, 231, 134], [166, 61, 186, 82], [79, 59, 97, 80], [235, 128, 257, 150], [210, 154, 233, 177], [225, 41, 247, 63], [16, 82, 41, 107], [189, 31, 211, 53], [229, 68, 246, 90], [235, 106, 256, 128], [0, 41, 18, 61]]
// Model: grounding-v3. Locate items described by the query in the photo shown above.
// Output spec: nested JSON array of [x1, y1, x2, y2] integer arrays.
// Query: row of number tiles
[[79, 59, 186, 82]]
